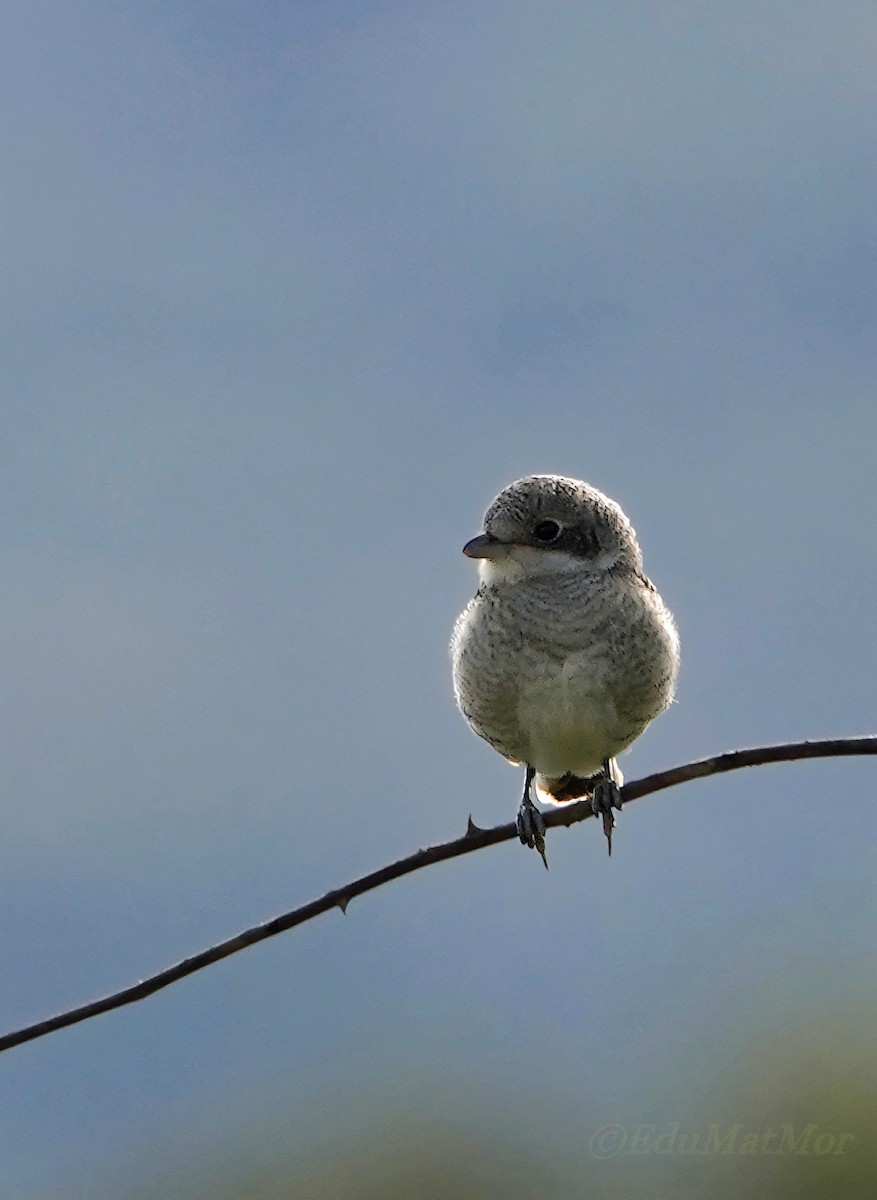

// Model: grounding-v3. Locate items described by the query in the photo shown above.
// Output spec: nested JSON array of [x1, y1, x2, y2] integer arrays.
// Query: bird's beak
[[462, 532, 510, 560]]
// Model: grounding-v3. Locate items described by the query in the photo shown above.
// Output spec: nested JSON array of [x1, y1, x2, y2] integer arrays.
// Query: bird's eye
[[533, 519, 562, 542]]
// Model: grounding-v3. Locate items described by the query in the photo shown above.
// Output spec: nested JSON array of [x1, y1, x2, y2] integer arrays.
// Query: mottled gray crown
[[483, 474, 642, 568]]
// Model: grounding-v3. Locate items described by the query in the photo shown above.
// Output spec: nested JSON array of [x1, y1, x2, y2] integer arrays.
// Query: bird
[[451, 474, 679, 862]]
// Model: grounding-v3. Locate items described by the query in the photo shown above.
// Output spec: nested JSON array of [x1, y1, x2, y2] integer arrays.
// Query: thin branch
[[1, 736, 874, 1056]]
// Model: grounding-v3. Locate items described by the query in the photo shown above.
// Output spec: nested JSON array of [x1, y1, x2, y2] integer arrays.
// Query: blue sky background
[[1, 2, 875, 1194]]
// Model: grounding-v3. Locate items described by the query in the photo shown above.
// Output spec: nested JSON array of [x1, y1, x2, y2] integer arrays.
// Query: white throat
[[478, 545, 617, 586]]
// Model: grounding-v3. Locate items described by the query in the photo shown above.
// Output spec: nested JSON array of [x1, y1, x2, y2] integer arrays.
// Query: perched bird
[[451, 475, 679, 861]]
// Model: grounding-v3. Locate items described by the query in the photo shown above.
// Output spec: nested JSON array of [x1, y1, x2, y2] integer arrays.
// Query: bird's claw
[[516, 799, 548, 869], [591, 776, 623, 856]]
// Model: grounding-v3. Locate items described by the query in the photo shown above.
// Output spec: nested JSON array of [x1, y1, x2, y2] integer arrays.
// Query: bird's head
[[462, 474, 643, 585]]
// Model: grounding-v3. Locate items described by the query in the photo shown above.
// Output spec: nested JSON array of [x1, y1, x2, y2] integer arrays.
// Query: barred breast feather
[[452, 564, 678, 796]]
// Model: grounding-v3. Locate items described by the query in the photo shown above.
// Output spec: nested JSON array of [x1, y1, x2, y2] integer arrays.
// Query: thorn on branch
[[0, 735, 873, 1057]]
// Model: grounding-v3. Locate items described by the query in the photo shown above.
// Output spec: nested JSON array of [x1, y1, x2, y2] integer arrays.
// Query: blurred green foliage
[[110, 1016, 874, 1200]]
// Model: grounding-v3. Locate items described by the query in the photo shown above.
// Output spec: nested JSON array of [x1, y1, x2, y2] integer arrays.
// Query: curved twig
[[1, 736, 874, 1055]]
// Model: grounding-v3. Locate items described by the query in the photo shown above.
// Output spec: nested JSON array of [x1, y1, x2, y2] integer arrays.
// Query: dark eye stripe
[[577, 526, 600, 558]]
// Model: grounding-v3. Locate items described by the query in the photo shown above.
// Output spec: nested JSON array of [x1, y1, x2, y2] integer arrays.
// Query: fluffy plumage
[[451, 475, 679, 806]]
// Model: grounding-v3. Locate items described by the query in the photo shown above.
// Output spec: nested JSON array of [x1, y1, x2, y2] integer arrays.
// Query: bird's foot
[[591, 761, 623, 856], [516, 798, 548, 868], [516, 767, 548, 868]]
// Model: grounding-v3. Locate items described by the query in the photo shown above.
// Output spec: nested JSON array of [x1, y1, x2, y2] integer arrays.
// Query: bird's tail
[[536, 758, 623, 804]]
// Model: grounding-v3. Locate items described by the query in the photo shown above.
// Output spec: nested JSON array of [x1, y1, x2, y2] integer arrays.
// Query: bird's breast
[[451, 569, 678, 775]]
